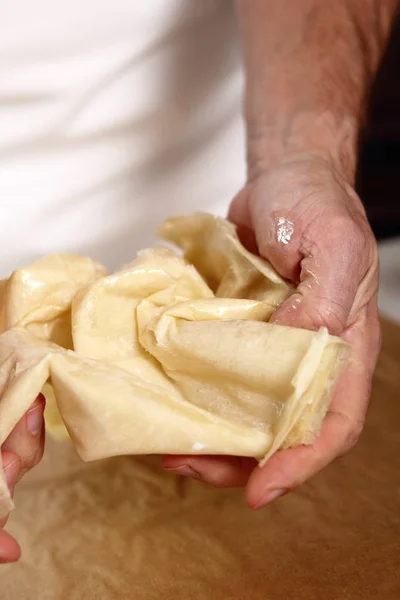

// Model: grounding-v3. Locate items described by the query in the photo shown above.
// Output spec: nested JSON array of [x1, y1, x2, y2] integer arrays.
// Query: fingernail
[[4, 459, 20, 495], [252, 487, 288, 509], [166, 465, 201, 479], [26, 398, 45, 436]]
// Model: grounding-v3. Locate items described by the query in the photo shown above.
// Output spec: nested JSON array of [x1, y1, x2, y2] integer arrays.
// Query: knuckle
[[257, 237, 276, 262], [328, 408, 365, 457], [257, 231, 299, 280], [338, 419, 365, 456]]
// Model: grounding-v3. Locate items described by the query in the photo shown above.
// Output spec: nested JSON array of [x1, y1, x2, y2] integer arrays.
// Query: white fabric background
[[1, 0, 245, 274], [378, 240, 400, 324]]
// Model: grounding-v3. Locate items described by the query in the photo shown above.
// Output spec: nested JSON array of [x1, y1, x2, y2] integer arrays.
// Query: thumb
[[268, 216, 373, 336]]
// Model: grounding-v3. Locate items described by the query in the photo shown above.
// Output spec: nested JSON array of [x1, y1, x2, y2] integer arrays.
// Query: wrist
[[246, 109, 360, 185]]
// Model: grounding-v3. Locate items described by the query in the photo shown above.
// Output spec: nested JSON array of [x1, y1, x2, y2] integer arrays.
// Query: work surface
[[2, 318, 400, 600]]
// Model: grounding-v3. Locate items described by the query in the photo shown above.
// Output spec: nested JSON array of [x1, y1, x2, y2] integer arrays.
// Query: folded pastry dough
[[0, 214, 350, 517]]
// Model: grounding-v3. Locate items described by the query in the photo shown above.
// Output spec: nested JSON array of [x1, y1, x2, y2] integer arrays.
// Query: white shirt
[[1, 0, 245, 275]]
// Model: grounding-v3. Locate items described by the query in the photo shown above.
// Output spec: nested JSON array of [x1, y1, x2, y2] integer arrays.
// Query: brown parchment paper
[[1, 317, 400, 600]]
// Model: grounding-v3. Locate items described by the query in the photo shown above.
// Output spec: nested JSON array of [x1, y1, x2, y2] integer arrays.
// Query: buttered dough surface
[[0, 214, 350, 518]]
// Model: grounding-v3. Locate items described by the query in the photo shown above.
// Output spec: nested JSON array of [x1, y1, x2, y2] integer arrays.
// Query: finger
[[228, 189, 259, 253], [266, 215, 374, 335], [246, 410, 362, 508], [0, 529, 21, 564], [228, 188, 252, 229], [246, 303, 379, 508], [2, 451, 21, 501], [229, 182, 303, 281], [2, 394, 45, 479], [162, 455, 256, 488], [0, 451, 21, 531]]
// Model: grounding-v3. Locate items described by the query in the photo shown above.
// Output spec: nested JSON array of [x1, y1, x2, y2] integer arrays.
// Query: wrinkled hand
[[0, 394, 45, 563], [163, 157, 380, 507]]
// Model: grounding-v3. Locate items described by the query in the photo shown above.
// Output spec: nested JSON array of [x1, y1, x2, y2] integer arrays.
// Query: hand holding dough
[[0, 214, 350, 518]]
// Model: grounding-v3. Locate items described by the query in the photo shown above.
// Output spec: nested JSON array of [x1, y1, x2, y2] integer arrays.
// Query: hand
[[1, 394, 45, 563], [163, 156, 380, 507]]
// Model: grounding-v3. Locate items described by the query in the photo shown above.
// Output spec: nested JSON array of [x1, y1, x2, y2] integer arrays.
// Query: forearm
[[236, 0, 399, 182]]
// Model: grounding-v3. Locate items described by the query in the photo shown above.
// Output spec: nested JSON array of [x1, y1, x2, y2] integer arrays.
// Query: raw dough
[[0, 214, 350, 518]]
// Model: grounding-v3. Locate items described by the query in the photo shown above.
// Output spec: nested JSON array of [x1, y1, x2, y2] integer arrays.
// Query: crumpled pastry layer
[[0, 214, 350, 517]]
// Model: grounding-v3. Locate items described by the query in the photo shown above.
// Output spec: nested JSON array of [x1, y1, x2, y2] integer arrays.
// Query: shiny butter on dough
[[0, 213, 350, 518]]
